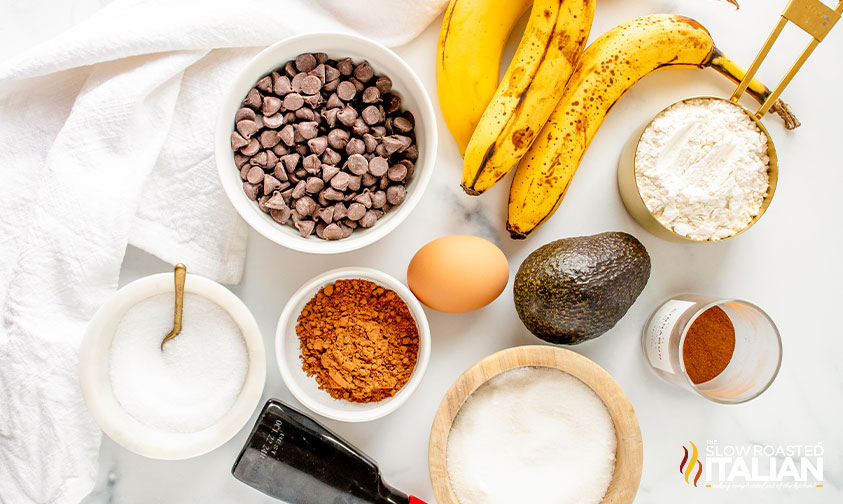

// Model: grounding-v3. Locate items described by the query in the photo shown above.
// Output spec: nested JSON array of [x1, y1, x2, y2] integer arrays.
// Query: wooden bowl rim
[[428, 345, 643, 504]]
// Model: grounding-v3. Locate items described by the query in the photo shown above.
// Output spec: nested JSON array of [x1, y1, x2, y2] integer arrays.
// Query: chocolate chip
[[325, 65, 340, 82], [273, 163, 289, 182], [406, 144, 418, 161], [256, 75, 273, 94], [362, 172, 377, 187], [362, 106, 382, 125], [300, 75, 322, 95], [351, 119, 369, 137], [388, 163, 408, 182], [322, 223, 343, 240], [234, 153, 250, 168], [296, 121, 319, 140], [321, 108, 339, 128], [263, 113, 284, 129], [305, 176, 325, 194], [333, 202, 348, 220], [375, 76, 392, 95], [322, 148, 341, 166], [273, 74, 292, 95], [327, 129, 349, 150], [295, 219, 315, 237], [317, 205, 334, 224], [236, 120, 258, 138], [295, 107, 316, 121], [381, 135, 404, 155], [243, 182, 260, 200], [272, 143, 289, 157], [368, 156, 389, 176], [270, 206, 292, 224], [265, 192, 288, 210], [343, 138, 363, 156], [347, 155, 368, 176], [359, 210, 378, 228], [321, 164, 339, 182], [393, 116, 412, 133], [264, 174, 282, 194], [309, 64, 326, 84], [323, 79, 339, 93], [337, 81, 356, 101], [362, 134, 378, 153], [362, 87, 380, 103], [383, 93, 401, 114], [291, 73, 306, 93], [284, 61, 297, 78], [295, 53, 317, 73], [251, 151, 268, 167], [259, 130, 281, 149], [347, 175, 362, 192], [353, 61, 374, 82], [386, 185, 406, 205], [265, 150, 279, 169], [263, 96, 282, 116], [337, 106, 358, 126], [235, 107, 256, 123], [347, 202, 366, 221], [283, 93, 304, 110], [323, 187, 345, 201], [314, 52, 328, 64], [241, 138, 260, 156], [231, 132, 249, 150], [349, 77, 365, 93], [308, 136, 328, 155], [302, 154, 321, 174], [330, 171, 350, 191], [280, 153, 301, 172], [337, 58, 353, 76], [291, 180, 307, 199], [243, 88, 262, 109]]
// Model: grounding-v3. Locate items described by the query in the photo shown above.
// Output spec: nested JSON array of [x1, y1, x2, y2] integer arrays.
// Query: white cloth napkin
[[0, 1, 447, 502]]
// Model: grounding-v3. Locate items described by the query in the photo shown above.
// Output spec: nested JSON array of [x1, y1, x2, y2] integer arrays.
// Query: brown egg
[[407, 235, 509, 313]]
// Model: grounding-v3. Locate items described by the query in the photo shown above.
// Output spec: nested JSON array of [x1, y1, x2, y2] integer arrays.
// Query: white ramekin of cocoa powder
[[275, 267, 430, 422]]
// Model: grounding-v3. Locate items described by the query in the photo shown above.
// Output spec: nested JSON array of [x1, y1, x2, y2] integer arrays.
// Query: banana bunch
[[436, 5, 798, 238]]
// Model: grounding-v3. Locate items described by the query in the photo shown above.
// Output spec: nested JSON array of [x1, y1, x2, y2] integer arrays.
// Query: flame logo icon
[[680, 441, 703, 487]]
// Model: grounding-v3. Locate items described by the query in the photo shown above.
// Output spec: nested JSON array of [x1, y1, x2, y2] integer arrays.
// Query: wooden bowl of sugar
[[429, 345, 642, 504]]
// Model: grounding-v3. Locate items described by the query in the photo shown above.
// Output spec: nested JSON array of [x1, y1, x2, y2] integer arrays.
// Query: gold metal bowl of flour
[[619, 0, 841, 242], [428, 346, 643, 504]]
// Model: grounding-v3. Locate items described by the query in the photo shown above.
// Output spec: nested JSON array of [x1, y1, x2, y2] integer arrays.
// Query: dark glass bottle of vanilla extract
[[232, 400, 425, 504]]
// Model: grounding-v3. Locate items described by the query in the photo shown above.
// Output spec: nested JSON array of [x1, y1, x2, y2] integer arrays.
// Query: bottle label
[[644, 300, 695, 373]]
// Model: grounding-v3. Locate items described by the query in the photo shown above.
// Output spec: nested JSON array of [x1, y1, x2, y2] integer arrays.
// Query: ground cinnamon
[[682, 306, 736, 384], [296, 279, 419, 403]]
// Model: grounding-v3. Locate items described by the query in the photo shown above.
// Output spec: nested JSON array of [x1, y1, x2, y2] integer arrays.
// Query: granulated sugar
[[447, 367, 617, 504], [109, 293, 248, 433], [634, 98, 770, 241]]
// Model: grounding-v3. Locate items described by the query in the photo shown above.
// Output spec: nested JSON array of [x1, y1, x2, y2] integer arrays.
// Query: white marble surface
[[64, 0, 843, 503]]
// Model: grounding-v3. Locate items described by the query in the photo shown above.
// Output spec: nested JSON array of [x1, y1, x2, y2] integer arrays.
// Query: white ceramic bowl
[[79, 273, 266, 460], [276, 267, 430, 422], [215, 33, 437, 254]]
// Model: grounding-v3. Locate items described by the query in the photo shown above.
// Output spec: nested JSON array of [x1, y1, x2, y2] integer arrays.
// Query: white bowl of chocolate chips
[[216, 32, 437, 254]]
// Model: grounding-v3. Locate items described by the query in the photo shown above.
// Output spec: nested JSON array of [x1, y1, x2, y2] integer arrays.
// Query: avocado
[[514, 232, 651, 345]]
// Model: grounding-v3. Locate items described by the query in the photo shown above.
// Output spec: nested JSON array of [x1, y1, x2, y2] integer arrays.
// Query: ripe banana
[[460, 0, 595, 196], [437, 0, 531, 156], [507, 14, 798, 239]]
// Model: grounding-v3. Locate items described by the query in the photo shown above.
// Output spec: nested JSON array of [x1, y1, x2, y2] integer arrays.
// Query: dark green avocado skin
[[514, 232, 651, 345]]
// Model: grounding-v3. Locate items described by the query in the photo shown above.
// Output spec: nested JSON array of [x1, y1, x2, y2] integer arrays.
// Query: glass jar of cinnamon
[[642, 295, 781, 404]]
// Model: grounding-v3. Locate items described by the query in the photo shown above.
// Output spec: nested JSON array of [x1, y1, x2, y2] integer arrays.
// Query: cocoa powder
[[296, 279, 419, 402], [682, 306, 736, 384]]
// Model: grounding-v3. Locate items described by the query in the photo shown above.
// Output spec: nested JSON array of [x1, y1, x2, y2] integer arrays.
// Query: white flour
[[109, 293, 248, 433], [634, 98, 770, 241], [447, 367, 617, 504]]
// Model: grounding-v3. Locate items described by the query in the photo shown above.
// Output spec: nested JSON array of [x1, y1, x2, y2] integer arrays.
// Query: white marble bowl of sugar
[[80, 272, 266, 460], [429, 346, 643, 504]]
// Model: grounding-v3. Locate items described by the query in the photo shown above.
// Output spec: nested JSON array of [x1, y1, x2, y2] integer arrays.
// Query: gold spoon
[[161, 263, 187, 350]]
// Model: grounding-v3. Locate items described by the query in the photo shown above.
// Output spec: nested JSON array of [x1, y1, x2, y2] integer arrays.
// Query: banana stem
[[709, 49, 800, 129]]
